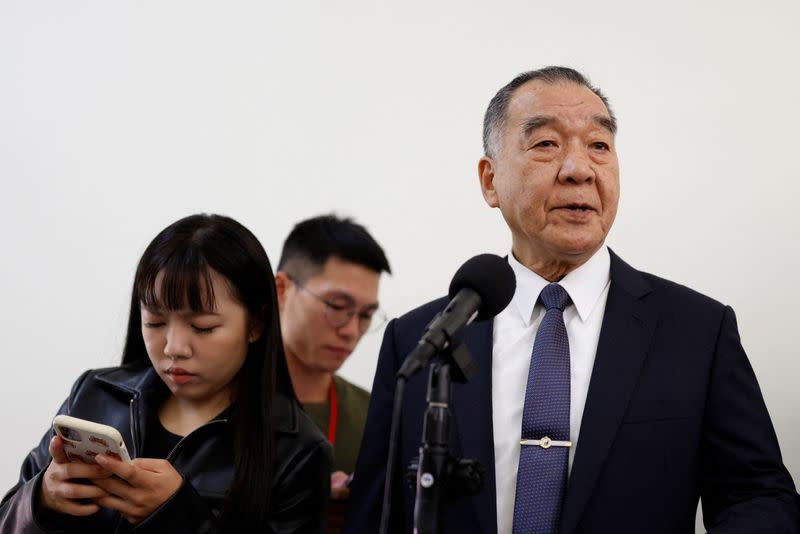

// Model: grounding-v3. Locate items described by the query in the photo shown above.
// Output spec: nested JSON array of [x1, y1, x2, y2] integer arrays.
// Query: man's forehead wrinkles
[[511, 99, 590, 113], [549, 99, 588, 108], [511, 82, 606, 113], [517, 112, 610, 135]]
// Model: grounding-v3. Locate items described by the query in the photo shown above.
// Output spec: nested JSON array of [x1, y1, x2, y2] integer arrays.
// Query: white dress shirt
[[492, 246, 611, 534]]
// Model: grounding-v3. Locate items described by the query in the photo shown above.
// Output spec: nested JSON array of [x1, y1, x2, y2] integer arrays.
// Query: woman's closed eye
[[192, 324, 219, 334]]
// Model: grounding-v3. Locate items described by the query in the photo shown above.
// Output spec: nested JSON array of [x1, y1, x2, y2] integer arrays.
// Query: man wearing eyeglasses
[[275, 214, 391, 519]]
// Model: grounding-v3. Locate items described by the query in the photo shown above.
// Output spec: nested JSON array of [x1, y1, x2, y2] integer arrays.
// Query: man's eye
[[325, 301, 350, 312], [534, 140, 557, 148], [591, 142, 610, 150]]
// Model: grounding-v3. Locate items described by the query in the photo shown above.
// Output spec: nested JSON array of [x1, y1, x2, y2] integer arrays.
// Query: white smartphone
[[52, 414, 132, 464]]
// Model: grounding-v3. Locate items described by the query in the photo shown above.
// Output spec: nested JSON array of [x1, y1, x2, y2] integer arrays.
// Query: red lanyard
[[327, 379, 338, 446]]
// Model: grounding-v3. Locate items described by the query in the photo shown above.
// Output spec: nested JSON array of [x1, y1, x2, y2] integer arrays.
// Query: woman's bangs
[[136, 252, 217, 312]]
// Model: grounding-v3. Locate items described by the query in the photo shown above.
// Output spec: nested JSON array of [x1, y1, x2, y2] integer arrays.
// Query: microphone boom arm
[[396, 288, 480, 380]]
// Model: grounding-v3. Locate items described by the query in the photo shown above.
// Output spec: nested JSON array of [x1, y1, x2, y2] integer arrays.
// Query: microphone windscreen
[[448, 254, 516, 321]]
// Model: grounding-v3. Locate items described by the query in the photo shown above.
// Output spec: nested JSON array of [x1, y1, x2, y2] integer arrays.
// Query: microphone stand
[[379, 254, 514, 533], [412, 343, 484, 534], [412, 359, 452, 534], [379, 337, 483, 534]]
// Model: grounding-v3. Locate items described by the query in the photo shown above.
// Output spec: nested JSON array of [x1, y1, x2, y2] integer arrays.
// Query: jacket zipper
[[129, 396, 140, 459]]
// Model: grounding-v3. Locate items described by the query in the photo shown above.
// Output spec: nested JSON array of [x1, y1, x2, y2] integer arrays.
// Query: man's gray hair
[[482, 66, 617, 158]]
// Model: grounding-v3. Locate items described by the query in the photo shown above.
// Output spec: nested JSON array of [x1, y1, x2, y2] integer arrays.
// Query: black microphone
[[396, 254, 516, 380]]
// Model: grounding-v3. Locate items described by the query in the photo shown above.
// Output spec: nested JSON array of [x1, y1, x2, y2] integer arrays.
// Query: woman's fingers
[[91, 475, 132, 497], [54, 500, 102, 517], [53, 480, 108, 501], [48, 436, 69, 464], [62, 462, 113, 480], [39, 440, 113, 518], [91, 455, 183, 524]]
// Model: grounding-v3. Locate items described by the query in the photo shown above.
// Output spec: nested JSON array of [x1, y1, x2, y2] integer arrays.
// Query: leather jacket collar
[[92, 364, 300, 435]]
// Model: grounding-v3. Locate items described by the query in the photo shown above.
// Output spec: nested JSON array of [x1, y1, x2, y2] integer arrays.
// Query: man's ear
[[478, 156, 500, 208], [275, 271, 291, 310]]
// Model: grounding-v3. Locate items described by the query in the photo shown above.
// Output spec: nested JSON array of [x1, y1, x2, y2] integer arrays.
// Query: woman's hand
[[91, 454, 183, 524], [38, 436, 112, 517]]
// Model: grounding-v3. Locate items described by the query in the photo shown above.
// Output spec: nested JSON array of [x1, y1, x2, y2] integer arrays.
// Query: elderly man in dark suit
[[344, 66, 800, 533]]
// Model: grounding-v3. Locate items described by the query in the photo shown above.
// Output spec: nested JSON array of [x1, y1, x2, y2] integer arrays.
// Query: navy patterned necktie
[[512, 283, 572, 534]]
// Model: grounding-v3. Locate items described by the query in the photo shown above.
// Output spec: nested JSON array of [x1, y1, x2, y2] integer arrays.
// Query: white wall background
[[1, 1, 798, 531]]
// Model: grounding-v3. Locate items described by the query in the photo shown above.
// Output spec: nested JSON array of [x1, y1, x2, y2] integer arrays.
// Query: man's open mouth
[[562, 203, 593, 212]]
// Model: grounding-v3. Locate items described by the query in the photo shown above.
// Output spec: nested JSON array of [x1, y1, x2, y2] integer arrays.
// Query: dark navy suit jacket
[[344, 251, 800, 533]]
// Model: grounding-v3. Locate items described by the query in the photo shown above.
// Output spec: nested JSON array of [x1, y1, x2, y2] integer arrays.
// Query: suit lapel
[[559, 251, 658, 534], [451, 318, 498, 534]]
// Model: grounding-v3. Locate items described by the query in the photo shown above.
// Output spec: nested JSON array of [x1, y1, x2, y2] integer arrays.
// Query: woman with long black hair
[[0, 214, 331, 533]]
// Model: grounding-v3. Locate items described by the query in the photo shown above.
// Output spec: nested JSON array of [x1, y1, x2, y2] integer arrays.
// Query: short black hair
[[483, 66, 617, 158], [277, 214, 391, 282]]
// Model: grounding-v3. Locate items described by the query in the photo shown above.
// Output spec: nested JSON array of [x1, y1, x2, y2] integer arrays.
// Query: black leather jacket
[[0, 365, 331, 533]]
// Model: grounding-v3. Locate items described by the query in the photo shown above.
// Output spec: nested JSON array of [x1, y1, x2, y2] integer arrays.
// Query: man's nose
[[164, 325, 192, 359], [558, 144, 595, 184]]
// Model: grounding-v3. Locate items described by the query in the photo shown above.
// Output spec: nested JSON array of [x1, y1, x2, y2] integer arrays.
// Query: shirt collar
[[508, 246, 611, 325]]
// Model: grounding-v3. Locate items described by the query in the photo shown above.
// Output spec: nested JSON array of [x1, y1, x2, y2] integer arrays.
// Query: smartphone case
[[52, 414, 132, 464]]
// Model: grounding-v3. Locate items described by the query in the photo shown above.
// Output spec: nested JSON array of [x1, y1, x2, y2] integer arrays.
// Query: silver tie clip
[[519, 436, 572, 449]]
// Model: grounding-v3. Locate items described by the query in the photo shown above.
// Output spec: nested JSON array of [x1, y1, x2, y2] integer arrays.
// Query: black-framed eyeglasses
[[288, 275, 387, 334]]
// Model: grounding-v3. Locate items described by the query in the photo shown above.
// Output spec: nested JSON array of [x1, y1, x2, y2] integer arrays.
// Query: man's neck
[[286, 353, 333, 404], [512, 242, 603, 282]]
